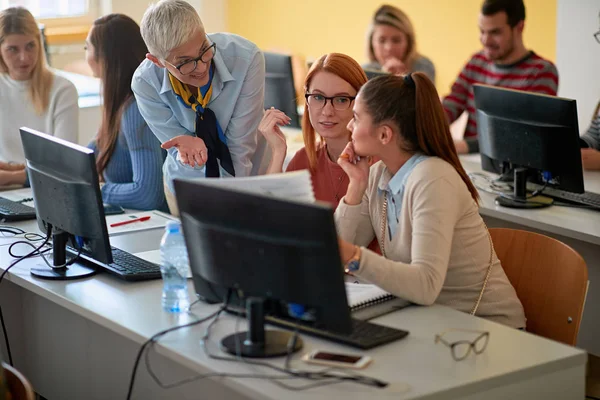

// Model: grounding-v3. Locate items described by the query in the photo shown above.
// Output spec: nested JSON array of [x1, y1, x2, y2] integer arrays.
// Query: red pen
[[110, 215, 151, 228]]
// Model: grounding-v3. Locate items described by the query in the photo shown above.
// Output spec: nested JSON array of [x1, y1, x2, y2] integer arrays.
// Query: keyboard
[[266, 315, 409, 349], [527, 183, 600, 209], [68, 246, 162, 281], [0, 197, 36, 222]]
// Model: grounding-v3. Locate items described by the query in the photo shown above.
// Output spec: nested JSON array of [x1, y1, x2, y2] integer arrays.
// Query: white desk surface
[[0, 211, 587, 399], [460, 154, 600, 246]]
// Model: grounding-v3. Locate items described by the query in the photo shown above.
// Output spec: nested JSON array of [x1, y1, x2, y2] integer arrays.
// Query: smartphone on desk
[[103, 203, 125, 216], [301, 350, 372, 369]]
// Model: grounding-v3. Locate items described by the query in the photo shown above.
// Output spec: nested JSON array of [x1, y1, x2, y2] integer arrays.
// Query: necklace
[[329, 168, 347, 202], [322, 145, 348, 203], [325, 156, 347, 202]]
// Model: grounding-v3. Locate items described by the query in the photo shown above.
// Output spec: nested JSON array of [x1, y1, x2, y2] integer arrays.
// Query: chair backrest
[[2, 363, 35, 400], [489, 228, 588, 346]]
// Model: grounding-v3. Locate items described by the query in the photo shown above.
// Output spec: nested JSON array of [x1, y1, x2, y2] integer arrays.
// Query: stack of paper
[[195, 169, 315, 203]]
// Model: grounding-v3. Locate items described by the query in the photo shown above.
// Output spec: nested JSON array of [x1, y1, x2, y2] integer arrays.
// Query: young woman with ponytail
[[335, 72, 525, 328]]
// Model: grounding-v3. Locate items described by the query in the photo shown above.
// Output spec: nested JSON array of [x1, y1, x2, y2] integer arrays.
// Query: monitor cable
[[130, 291, 389, 398], [469, 172, 596, 209], [125, 299, 229, 400], [14, 198, 33, 204], [0, 225, 83, 367], [209, 308, 388, 391], [0, 225, 51, 366]]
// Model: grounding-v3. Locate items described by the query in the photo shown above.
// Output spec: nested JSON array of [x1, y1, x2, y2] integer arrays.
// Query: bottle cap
[[166, 220, 181, 233]]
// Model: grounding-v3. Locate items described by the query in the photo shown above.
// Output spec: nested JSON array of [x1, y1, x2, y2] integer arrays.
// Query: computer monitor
[[263, 52, 301, 129], [363, 68, 388, 80], [174, 179, 353, 358], [20, 127, 113, 280], [38, 23, 51, 66], [474, 84, 584, 207]]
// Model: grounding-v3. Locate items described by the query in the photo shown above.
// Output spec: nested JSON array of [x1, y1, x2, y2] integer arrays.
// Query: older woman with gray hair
[[132, 0, 267, 215]]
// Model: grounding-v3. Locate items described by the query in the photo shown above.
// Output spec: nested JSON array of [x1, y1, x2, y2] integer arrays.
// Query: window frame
[[1, 0, 98, 28]]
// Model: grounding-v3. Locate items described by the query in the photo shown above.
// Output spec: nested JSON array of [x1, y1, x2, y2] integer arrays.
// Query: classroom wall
[[556, 0, 600, 132], [50, 0, 228, 70], [226, 0, 556, 95], [109, 0, 228, 31]]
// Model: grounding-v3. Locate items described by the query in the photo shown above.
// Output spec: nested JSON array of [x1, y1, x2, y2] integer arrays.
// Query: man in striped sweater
[[580, 17, 600, 170], [581, 104, 600, 170], [443, 0, 558, 154]]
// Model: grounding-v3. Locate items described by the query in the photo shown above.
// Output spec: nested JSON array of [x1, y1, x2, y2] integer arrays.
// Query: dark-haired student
[[85, 14, 167, 211], [443, 0, 558, 154], [335, 73, 525, 328]]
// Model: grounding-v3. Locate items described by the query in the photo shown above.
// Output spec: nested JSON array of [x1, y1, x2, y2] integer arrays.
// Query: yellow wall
[[227, 0, 556, 95]]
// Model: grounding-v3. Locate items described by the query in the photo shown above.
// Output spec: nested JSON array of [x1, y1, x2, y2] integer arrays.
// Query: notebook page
[[191, 170, 315, 203], [345, 282, 393, 308]]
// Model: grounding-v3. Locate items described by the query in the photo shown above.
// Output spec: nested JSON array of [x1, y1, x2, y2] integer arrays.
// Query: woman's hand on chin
[[338, 142, 370, 205]]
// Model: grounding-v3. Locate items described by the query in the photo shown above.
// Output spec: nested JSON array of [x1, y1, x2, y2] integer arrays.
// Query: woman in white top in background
[[0, 7, 78, 186]]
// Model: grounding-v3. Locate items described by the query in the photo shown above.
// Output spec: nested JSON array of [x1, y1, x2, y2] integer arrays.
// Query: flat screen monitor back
[[20, 127, 112, 279], [264, 52, 301, 129], [174, 178, 353, 335], [474, 84, 583, 193]]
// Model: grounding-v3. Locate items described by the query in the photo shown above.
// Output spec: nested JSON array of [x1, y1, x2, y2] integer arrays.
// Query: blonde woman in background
[[363, 4, 436, 84], [0, 7, 78, 186]]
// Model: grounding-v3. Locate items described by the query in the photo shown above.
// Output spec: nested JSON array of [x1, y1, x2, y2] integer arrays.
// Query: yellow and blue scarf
[[168, 66, 235, 177]]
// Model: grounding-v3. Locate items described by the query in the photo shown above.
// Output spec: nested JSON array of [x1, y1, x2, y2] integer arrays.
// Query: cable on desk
[[125, 305, 228, 400], [15, 198, 33, 204], [0, 226, 25, 236], [494, 192, 597, 209], [0, 225, 51, 286], [469, 173, 597, 210], [196, 298, 388, 391], [133, 286, 388, 397], [0, 225, 52, 367]]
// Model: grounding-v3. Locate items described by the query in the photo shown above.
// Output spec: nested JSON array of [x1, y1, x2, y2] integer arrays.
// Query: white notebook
[[345, 283, 395, 311], [191, 170, 315, 203]]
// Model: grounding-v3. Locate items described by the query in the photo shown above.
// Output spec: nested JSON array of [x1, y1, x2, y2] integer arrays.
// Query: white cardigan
[[335, 158, 526, 328]]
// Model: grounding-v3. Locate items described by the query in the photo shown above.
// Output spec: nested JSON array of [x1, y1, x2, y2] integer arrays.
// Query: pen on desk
[[110, 215, 151, 228]]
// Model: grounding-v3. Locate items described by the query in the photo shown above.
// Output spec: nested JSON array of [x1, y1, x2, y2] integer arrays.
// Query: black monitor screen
[[474, 84, 584, 193]]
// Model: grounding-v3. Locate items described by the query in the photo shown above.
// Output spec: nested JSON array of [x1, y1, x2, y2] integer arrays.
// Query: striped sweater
[[581, 102, 600, 150], [442, 51, 558, 153], [88, 100, 168, 211]]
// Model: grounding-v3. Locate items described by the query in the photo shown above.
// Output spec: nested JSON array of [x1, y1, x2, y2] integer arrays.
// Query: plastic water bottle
[[160, 221, 190, 313]]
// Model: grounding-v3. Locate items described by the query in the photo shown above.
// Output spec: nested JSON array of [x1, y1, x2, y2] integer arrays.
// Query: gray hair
[[140, 0, 204, 60]]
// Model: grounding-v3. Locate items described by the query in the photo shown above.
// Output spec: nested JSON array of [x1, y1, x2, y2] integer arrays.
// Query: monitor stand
[[221, 297, 303, 358], [30, 229, 96, 280], [495, 167, 553, 209]]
